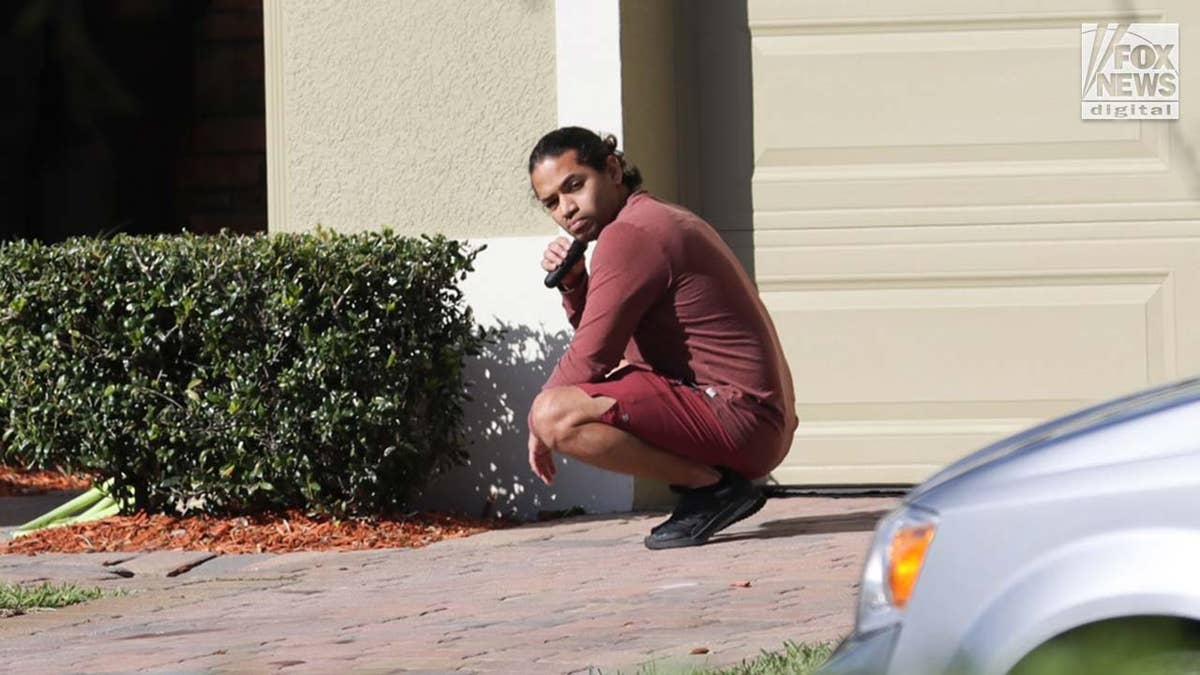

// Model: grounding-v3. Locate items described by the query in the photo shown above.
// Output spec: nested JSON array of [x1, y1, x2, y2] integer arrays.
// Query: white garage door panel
[[752, 37, 1190, 218], [748, 2, 1199, 230], [749, 0, 1200, 484], [765, 278, 1163, 402], [779, 427, 1025, 485], [757, 232, 1198, 484], [754, 31, 1121, 153]]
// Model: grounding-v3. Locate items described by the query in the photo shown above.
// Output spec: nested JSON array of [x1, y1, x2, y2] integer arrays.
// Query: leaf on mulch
[[4, 510, 510, 555], [0, 466, 92, 497]]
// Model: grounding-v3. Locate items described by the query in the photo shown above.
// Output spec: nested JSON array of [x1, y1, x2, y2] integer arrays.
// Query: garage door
[[749, 0, 1200, 484]]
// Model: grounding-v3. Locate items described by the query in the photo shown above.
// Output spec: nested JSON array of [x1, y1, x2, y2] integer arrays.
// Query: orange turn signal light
[[888, 523, 936, 608]]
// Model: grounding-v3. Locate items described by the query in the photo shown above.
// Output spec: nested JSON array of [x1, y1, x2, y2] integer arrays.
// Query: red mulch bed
[[1, 465, 509, 554], [4, 510, 506, 555], [0, 466, 92, 496]]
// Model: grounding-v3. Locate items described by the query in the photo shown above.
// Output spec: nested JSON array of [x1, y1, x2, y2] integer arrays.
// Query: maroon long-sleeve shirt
[[544, 191, 797, 439]]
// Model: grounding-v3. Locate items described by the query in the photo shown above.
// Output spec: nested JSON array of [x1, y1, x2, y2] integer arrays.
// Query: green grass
[[0, 582, 108, 613], [690, 642, 834, 675], [699, 642, 835, 674], [605, 641, 836, 675]]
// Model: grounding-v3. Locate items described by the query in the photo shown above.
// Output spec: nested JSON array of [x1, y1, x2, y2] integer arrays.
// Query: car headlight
[[855, 504, 938, 635]]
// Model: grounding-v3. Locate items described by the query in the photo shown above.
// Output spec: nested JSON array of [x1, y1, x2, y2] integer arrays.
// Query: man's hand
[[542, 237, 586, 290], [528, 431, 556, 485]]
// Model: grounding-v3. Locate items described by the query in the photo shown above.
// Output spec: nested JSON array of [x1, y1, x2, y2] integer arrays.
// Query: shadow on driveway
[[710, 507, 890, 545]]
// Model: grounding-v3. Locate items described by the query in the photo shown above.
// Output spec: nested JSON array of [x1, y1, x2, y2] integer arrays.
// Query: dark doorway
[[0, 0, 266, 243]]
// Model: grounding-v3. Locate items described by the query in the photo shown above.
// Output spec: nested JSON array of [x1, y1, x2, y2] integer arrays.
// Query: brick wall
[[178, 0, 266, 236]]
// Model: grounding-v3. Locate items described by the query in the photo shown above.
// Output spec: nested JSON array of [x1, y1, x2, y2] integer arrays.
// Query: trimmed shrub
[[0, 229, 491, 516]]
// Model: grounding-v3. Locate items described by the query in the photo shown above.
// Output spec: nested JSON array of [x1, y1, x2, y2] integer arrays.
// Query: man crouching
[[525, 127, 798, 550]]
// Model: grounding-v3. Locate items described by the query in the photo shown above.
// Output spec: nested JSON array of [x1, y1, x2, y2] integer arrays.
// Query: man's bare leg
[[529, 385, 720, 488], [530, 385, 767, 550]]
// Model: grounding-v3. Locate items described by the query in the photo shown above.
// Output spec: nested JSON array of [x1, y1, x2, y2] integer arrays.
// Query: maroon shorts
[[575, 365, 785, 479]]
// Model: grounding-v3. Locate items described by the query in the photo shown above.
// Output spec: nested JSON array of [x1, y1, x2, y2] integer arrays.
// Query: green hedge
[[0, 229, 491, 517]]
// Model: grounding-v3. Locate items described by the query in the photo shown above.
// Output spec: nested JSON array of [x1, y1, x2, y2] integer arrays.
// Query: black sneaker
[[644, 467, 767, 550], [647, 475, 768, 535]]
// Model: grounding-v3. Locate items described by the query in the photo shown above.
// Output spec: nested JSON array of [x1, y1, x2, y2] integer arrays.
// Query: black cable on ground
[[760, 484, 911, 499]]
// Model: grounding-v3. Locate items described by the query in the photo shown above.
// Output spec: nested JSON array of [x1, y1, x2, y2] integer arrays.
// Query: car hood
[[906, 376, 1200, 504]]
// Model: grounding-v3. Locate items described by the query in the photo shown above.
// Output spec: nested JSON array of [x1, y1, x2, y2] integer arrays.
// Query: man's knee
[[529, 386, 598, 448], [529, 388, 573, 447]]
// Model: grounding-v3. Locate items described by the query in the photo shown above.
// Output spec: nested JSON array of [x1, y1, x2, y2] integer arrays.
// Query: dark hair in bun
[[527, 126, 643, 191]]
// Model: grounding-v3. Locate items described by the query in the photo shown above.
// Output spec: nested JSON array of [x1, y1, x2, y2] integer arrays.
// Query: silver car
[[821, 376, 1200, 675]]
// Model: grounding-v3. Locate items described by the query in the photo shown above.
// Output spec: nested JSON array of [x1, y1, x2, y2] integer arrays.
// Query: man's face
[[530, 150, 624, 243]]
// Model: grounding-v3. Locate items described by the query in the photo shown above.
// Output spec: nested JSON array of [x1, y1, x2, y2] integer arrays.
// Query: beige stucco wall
[[270, 0, 556, 238]]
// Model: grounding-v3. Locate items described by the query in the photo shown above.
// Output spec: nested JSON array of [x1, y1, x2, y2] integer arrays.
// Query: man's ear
[[606, 153, 623, 184]]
